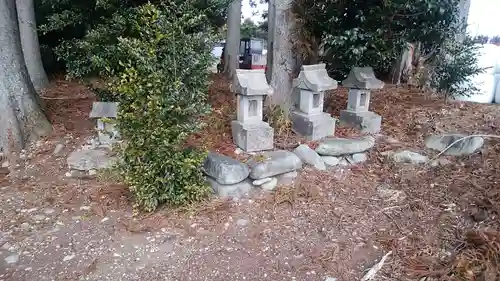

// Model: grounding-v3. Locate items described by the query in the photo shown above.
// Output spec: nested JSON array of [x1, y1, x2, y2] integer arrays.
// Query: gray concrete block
[[231, 120, 274, 152], [339, 110, 381, 134], [291, 111, 336, 141]]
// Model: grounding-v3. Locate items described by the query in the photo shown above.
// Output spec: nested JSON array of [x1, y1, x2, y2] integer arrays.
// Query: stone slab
[[316, 136, 375, 156], [424, 134, 484, 156], [291, 111, 336, 141], [339, 110, 381, 134], [293, 144, 326, 170], [231, 120, 274, 152], [206, 177, 253, 198], [89, 102, 118, 118], [247, 150, 302, 180], [203, 152, 250, 185], [67, 149, 115, 171]]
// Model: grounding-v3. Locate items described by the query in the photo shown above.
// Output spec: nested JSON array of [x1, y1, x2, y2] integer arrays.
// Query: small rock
[[33, 215, 46, 221], [315, 136, 375, 156], [236, 219, 249, 226], [252, 178, 273, 186], [67, 149, 115, 171], [5, 253, 19, 264], [425, 134, 483, 156], [325, 278, 337, 281], [248, 150, 302, 180], [206, 177, 254, 199], [203, 152, 250, 185], [260, 177, 278, 191], [2, 242, 12, 250], [20, 223, 30, 230], [276, 171, 298, 186], [322, 156, 340, 167], [88, 169, 97, 176], [293, 144, 326, 170], [80, 206, 91, 211], [351, 153, 367, 163], [44, 208, 55, 215], [389, 150, 428, 164], [53, 143, 65, 156], [377, 184, 406, 202], [1, 160, 9, 168], [234, 148, 243, 155], [63, 254, 75, 262]]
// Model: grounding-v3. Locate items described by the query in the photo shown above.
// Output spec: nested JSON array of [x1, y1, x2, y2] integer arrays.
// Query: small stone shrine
[[291, 64, 338, 140], [231, 69, 274, 152], [89, 102, 120, 145], [340, 67, 384, 133]]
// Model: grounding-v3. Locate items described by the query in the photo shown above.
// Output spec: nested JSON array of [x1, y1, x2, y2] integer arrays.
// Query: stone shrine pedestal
[[231, 69, 274, 152], [291, 64, 338, 140], [340, 67, 384, 134]]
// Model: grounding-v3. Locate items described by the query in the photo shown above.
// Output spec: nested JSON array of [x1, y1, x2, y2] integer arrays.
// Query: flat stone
[[351, 153, 368, 163], [203, 152, 249, 184], [388, 150, 428, 164], [5, 253, 19, 264], [276, 171, 298, 186], [425, 134, 483, 156], [67, 149, 115, 171], [206, 177, 253, 199], [89, 102, 118, 118], [252, 178, 273, 186], [322, 156, 340, 166], [260, 177, 278, 191], [236, 219, 249, 226], [293, 144, 326, 170], [32, 215, 46, 221], [315, 136, 375, 156], [248, 150, 302, 180], [53, 143, 65, 156]]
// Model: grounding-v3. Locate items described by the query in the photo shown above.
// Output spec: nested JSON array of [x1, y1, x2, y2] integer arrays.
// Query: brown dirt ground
[[0, 74, 499, 281]]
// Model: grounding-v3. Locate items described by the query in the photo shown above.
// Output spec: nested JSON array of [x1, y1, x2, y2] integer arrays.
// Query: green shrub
[[98, 3, 214, 211], [429, 36, 485, 100]]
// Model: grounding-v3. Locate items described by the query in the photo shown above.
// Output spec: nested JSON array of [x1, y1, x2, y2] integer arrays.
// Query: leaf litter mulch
[[0, 74, 499, 281]]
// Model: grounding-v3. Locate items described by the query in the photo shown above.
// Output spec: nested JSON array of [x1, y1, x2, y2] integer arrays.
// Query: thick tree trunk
[[266, 0, 275, 83], [16, 0, 49, 92], [224, 0, 241, 79], [268, 0, 294, 111], [0, 0, 52, 154]]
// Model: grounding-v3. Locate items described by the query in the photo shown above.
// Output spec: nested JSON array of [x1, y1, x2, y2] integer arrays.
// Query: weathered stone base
[[339, 110, 381, 134], [231, 121, 274, 152], [291, 111, 336, 141]]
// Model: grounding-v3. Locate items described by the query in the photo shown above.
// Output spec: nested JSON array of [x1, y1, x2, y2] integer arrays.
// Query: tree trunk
[[224, 0, 241, 79], [0, 0, 52, 154], [16, 0, 49, 92], [268, 0, 294, 111], [266, 0, 275, 83]]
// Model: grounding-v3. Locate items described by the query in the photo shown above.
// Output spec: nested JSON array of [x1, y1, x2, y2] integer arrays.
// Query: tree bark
[[16, 0, 49, 92], [266, 0, 275, 83], [0, 0, 52, 154], [268, 0, 294, 111], [224, 0, 241, 79]]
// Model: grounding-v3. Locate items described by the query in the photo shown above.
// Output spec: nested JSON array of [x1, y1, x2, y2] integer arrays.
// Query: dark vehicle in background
[[216, 37, 267, 73]]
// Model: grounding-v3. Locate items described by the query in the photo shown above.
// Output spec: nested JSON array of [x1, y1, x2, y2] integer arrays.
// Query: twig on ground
[[360, 251, 392, 281], [427, 134, 500, 163], [383, 212, 404, 234]]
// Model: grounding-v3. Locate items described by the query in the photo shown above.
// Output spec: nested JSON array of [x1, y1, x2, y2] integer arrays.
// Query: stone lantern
[[291, 64, 338, 140], [340, 67, 384, 133], [89, 101, 120, 145], [231, 69, 274, 152]]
